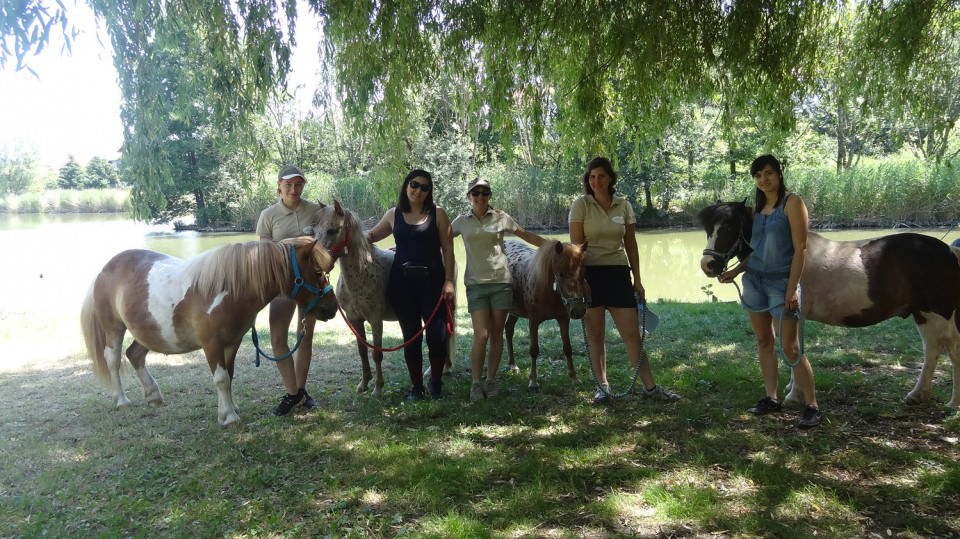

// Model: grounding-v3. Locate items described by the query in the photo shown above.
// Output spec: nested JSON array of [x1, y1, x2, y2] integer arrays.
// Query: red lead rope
[[337, 294, 454, 352]]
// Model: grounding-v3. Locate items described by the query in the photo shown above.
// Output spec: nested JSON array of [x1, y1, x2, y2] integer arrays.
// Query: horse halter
[[288, 245, 334, 314], [327, 222, 352, 260], [553, 272, 589, 309], [702, 225, 751, 274]]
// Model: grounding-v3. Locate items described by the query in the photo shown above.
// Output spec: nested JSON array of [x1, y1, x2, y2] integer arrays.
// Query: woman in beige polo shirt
[[569, 157, 681, 404], [255, 164, 324, 416], [452, 178, 544, 401]]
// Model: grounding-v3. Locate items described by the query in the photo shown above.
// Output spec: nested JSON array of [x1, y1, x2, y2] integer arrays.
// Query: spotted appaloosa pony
[[699, 200, 960, 408], [81, 237, 338, 426], [309, 200, 454, 398], [504, 239, 590, 392]]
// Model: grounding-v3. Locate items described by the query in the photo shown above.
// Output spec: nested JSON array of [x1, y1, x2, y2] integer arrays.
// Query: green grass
[[1, 302, 959, 537]]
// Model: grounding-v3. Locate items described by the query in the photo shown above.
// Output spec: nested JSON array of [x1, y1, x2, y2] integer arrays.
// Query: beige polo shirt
[[568, 194, 635, 266], [452, 208, 520, 285], [256, 199, 323, 241]]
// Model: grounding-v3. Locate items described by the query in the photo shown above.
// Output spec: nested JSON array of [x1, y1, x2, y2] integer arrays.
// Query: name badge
[[482, 224, 500, 233], [611, 216, 625, 225]]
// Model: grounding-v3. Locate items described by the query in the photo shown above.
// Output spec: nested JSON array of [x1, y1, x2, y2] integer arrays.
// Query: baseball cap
[[278, 164, 306, 181], [466, 178, 491, 194]]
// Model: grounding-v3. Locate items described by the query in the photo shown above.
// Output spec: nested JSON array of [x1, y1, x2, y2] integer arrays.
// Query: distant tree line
[[0, 149, 120, 195]]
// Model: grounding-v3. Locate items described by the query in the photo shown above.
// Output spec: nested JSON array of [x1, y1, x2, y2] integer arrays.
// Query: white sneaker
[[641, 385, 681, 402]]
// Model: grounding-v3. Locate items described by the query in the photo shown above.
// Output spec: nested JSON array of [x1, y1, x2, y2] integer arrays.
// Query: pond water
[[3, 213, 959, 315]]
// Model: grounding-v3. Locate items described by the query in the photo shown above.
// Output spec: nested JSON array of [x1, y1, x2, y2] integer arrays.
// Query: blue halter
[[287, 243, 334, 314], [251, 243, 334, 366]]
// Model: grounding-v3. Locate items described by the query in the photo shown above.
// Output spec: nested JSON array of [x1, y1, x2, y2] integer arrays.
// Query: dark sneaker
[[273, 391, 303, 416], [747, 396, 782, 415], [429, 380, 444, 400], [593, 383, 611, 404], [640, 385, 682, 402], [798, 405, 823, 429], [406, 385, 426, 401], [301, 389, 317, 410]]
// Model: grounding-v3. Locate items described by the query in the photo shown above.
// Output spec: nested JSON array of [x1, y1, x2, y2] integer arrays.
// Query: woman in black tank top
[[367, 169, 456, 400]]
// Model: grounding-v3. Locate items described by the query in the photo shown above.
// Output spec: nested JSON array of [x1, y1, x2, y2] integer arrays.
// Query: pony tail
[[81, 282, 111, 383]]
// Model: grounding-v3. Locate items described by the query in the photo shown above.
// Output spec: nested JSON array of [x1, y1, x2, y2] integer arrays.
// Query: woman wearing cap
[[452, 178, 544, 401], [256, 164, 324, 416], [569, 156, 681, 404], [367, 169, 456, 400]]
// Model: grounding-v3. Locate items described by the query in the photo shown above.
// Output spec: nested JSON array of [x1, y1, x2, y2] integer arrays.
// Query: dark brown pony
[[699, 200, 960, 408], [81, 237, 338, 426], [504, 239, 590, 391]]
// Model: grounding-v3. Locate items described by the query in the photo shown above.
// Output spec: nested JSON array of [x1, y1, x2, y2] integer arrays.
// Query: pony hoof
[[903, 392, 927, 406], [508, 365, 520, 374], [114, 399, 132, 410], [356, 384, 369, 394], [528, 385, 541, 393], [147, 399, 164, 407], [220, 413, 242, 427]]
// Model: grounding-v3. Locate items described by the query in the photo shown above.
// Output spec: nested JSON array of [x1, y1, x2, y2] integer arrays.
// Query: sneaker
[[429, 380, 444, 400], [273, 391, 303, 416], [484, 379, 498, 398], [797, 405, 823, 429], [747, 396, 782, 416], [301, 389, 317, 410], [406, 385, 426, 401], [593, 383, 611, 404], [641, 385, 682, 402], [469, 382, 485, 401]]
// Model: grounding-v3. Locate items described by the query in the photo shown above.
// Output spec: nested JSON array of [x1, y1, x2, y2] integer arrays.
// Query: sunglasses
[[470, 190, 492, 197], [408, 180, 432, 193]]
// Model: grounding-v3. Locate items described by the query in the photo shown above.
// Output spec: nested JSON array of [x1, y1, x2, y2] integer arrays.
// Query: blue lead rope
[[250, 243, 333, 366]]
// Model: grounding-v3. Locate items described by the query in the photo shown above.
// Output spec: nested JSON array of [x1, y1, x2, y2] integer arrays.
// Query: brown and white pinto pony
[[504, 239, 590, 392], [308, 200, 455, 399], [81, 237, 338, 426], [698, 201, 960, 408]]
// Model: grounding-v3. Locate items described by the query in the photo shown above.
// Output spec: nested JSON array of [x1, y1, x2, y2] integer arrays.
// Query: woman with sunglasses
[[452, 178, 544, 401], [367, 169, 456, 400]]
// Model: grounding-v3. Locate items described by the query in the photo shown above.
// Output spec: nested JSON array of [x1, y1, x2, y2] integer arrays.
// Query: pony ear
[[334, 199, 345, 216], [554, 241, 563, 254], [316, 200, 326, 209]]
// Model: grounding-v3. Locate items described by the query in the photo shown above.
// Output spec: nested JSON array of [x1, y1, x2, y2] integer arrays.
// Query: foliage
[[0, 0, 75, 74], [0, 145, 37, 195], [57, 154, 86, 189], [85, 156, 120, 188], [84, 0, 297, 222]]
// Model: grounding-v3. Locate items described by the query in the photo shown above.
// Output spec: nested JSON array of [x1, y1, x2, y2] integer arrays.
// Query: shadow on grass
[[2, 302, 959, 537]]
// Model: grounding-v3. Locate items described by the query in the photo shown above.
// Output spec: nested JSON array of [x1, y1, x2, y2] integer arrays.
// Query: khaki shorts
[[466, 282, 514, 312]]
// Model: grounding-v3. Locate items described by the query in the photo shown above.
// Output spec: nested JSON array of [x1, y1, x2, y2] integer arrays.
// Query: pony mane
[[342, 205, 375, 262], [184, 239, 297, 304], [530, 239, 560, 303]]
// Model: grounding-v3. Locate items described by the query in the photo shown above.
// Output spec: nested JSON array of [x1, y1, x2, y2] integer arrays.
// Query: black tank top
[[392, 210, 444, 274]]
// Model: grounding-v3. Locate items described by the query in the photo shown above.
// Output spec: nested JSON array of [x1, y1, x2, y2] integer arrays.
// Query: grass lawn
[[1, 301, 958, 538]]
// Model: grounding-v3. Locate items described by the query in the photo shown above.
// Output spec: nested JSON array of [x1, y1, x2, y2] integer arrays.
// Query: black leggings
[[386, 271, 448, 388]]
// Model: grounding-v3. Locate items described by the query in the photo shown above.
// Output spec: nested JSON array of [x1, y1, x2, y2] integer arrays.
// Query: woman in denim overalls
[[719, 155, 822, 429]]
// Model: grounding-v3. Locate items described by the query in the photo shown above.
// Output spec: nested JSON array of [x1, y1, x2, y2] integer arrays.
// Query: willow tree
[[6, 0, 960, 219]]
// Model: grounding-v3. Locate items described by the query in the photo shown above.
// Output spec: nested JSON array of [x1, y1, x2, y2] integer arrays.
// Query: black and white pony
[[699, 200, 960, 408]]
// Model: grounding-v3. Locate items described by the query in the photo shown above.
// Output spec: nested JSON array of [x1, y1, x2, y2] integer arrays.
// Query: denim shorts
[[465, 282, 514, 312], [741, 270, 800, 320]]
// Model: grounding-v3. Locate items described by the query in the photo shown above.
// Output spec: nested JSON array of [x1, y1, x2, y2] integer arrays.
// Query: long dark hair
[[582, 157, 617, 196], [750, 154, 787, 214], [397, 169, 436, 214]]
